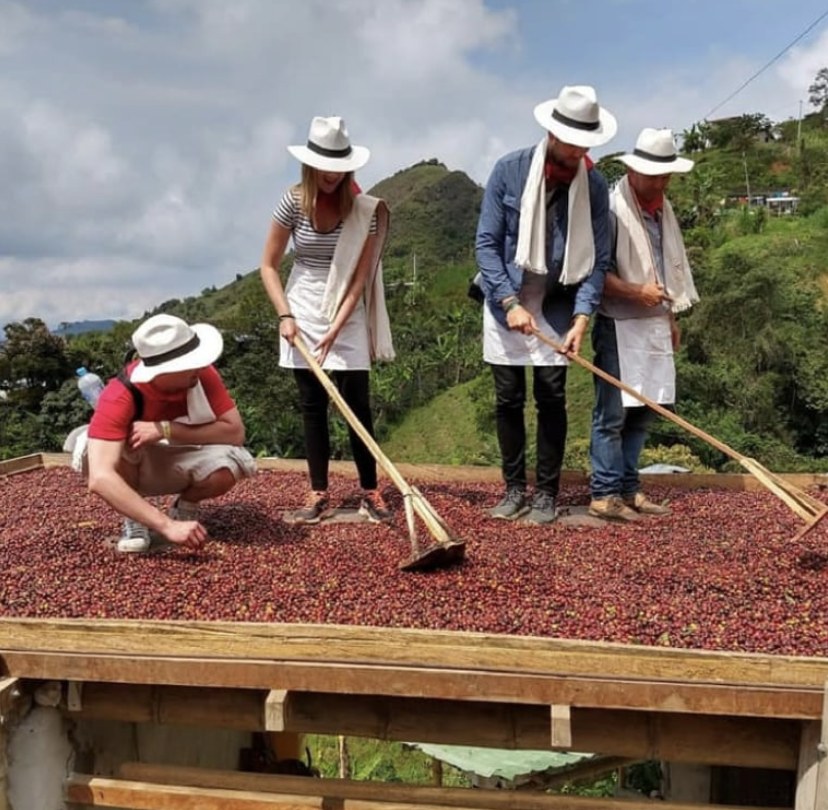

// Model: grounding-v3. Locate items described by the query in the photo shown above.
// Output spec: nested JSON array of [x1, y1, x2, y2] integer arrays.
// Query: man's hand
[[640, 282, 673, 308], [162, 518, 207, 550], [506, 304, 537, 335], [562, 315, 589, 355], [128, 420, 164, 450]]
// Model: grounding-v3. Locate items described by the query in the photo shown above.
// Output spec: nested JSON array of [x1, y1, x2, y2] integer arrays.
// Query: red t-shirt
[[88, 362, 236, 441]]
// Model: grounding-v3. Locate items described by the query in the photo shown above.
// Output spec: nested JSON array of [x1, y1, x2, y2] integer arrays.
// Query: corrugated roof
[[409, 743, 591, 779]]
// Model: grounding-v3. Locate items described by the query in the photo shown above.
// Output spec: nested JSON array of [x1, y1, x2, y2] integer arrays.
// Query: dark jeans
[[293, 369, 377, 492], [590, 314, 657, 498], [490, 364, 568, 497]]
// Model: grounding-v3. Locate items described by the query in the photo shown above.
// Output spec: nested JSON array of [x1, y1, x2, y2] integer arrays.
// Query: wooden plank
[[0, 454, 43, 477], [796, 721, 821, 810], [3, 618, 827, 693], [8, 651, 823, 719], [265, 689, 289, 732], [549, 705, 572, 749], [71, 773, 789, 810], [65, 775, 324, 809], [62, 684, 798, 769], [818, 679, 828, 810], [6, 651, 824, 720], [0, 678, 19, 718]]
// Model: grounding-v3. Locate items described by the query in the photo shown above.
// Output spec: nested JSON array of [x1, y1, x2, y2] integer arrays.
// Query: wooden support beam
[[70, 771, 791, 810], [0, 678, 19, 719], [7, 650, 822, 720], [819, 678, 828, 810], [265, 689, 289, 732], [62, 682, 799, 770], [67, 681, 83, 712], [549, 705, 572, 749]]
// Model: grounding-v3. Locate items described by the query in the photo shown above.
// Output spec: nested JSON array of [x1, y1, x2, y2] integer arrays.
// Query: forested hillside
[[2, 111, 828, 473]]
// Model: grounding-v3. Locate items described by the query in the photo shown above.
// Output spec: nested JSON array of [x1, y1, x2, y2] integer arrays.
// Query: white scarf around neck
[[320, 194, 395, 362], [515, 136, 594, 285], [612, 175, 698, 313]]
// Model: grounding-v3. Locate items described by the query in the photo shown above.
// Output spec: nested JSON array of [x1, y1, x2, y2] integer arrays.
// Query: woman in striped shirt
[[260, 115, 393, 525]]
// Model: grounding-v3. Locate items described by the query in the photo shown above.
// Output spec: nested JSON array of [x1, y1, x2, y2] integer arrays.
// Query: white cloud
[[2, 0, 826, 329]]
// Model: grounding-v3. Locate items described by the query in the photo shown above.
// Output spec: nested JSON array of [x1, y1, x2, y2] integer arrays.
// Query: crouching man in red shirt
[[87, 314, 256, 553]]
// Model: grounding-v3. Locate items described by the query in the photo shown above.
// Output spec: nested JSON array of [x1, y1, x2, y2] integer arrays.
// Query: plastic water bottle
[[76, 367, 105, 409]]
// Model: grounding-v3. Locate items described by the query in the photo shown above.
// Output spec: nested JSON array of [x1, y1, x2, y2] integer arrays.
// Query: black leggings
[[293, 368, 377, 492]]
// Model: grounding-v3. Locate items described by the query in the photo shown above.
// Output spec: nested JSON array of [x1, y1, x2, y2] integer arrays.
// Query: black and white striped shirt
[[273, 188, 377, 271]]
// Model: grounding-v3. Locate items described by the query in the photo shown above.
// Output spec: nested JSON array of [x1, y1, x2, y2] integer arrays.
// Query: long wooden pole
[[532, 329, 826, 523], [291, 336, 452, 545]]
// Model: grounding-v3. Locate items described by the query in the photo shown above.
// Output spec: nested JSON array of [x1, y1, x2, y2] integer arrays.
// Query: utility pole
[[797, 99, 803, 154], [742, 151, 752, 205]]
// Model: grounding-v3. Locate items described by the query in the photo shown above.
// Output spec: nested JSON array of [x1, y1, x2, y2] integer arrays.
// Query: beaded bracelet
[[279, 313, 296, 321], [504, 300, 522, 313]]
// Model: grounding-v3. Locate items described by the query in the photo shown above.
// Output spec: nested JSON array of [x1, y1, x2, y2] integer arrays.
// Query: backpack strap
[[115, 368, 144, 421]]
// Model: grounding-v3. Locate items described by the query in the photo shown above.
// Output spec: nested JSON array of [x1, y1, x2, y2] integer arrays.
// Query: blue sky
[[2, 0, 827, 328]]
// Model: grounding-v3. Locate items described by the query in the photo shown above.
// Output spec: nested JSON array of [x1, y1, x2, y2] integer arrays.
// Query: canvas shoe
[[169, 496, 199, 522], [117, 518, 152, 554], [359, 490, 393, 523], [489, 488, 528, 520], [523, 491, 558, 525], [291, 491, 330, 524], [588, 495, 640, 522], [623, 492, 671, 516]]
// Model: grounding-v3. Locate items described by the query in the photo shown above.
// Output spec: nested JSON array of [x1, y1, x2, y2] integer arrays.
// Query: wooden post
[[0, 678, 21, 810], [338, 736, 350, 780], [67, 681, 84, 712], [796, 679, 828, 810], [264, 690, 288, 733], [550, 705, 572, 749]]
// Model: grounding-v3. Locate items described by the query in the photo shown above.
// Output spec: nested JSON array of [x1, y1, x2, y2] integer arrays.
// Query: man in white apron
[[475, 85, 616, 524], [589, 128, 698, 521]]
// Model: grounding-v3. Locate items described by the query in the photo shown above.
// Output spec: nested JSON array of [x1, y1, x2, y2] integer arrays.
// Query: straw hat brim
[[287, 144, 370, 173], [617, 153, 694, 175], [130, 323, 224, 383], [533, 99, 617, 148]]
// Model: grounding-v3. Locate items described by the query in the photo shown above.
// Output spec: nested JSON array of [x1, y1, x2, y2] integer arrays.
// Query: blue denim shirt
[[475, 144, 611, 334]]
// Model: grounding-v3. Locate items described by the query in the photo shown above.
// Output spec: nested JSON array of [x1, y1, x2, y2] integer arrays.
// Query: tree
[[808, 67, 828, 111], [0, 318, 72, 409]]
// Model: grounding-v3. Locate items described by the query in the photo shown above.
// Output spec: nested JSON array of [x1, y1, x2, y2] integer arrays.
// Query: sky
[[2, 0, 828, 329]]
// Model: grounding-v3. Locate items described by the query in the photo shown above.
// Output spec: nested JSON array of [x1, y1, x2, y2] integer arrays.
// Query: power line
[[702, 7, 828, 120]]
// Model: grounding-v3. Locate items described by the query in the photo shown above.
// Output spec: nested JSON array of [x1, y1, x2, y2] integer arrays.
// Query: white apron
[[615, 314, 675, 408], [483, 271, 568, 367], [279, 262, 370, 371]]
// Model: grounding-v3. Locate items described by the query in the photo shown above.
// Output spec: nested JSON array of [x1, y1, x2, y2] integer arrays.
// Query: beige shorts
[[122, 443, 257, 496]]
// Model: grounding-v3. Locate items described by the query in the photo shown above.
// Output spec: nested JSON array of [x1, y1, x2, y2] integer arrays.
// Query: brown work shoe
[[359, 489, 393, 523], [291, 491, 330, 524], [624, 492, 671, 516], [588, 495, 640, 522]]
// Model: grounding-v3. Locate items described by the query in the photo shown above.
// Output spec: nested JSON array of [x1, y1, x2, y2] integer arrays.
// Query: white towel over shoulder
[[612, 175, 698, 313], [320, 194, 395, 362], [514, 137, 594, 285]]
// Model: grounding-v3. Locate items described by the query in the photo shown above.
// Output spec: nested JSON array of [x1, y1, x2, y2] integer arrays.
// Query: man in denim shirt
[[589, 128, 698, 521], [475, 85, 615, 524]]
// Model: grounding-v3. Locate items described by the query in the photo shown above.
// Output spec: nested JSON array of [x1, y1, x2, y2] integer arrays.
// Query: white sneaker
[[169, 497, 199, 522], [117, 518, 152, 553]]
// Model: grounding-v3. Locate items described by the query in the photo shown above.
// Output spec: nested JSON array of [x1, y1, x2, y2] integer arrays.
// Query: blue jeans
[[590, 315, 657, 499]]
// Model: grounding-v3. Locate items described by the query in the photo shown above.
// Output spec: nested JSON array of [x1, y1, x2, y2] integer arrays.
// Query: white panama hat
[[533, 85, 617, 148], [287, 116, 370, 173], [617, 128, 694, 175], [130, 314, 224, 384]]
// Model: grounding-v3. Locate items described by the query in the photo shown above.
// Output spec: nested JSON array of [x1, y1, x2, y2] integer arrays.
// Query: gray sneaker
[[523, 491, 558, 525], [489, 488, 528, 520]]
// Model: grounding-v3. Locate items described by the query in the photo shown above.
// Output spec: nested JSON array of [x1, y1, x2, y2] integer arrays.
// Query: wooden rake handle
[[532, 328, 826, 522], [291, 335, 452, 544]]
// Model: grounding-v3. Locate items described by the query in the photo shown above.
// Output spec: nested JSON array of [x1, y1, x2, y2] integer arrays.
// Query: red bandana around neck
[[636, 190, 663, 218], [545, 154, 593, 186]]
